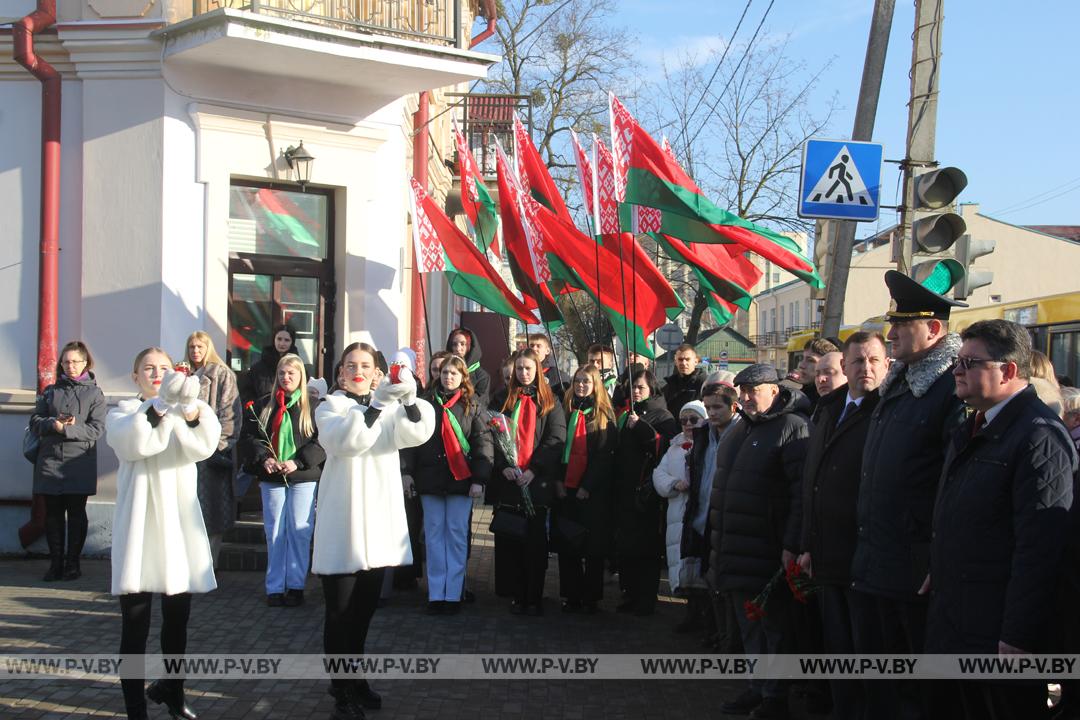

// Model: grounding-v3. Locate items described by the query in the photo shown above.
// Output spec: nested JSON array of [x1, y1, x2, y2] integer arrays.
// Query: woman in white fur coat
[[106, 347, 221, 720], [312, 341, 435, 720]]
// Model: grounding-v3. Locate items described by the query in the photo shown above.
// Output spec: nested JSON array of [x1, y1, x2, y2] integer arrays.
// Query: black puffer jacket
[[927, 386, 1078, 653], [445, 327, 491, 410], [614, 395, 680, 557], [851, 334, 966, 600], [800, 385, 879, 585], [239, 394, 325, 485], [402, 386, 493, 495], [708, 388, 810, 592], [488, 389, 566, 508], [30, 373, 107, 496], [238, 341, 298, 405], [556, 398, 618, 557], [662, 367, 706, 418]]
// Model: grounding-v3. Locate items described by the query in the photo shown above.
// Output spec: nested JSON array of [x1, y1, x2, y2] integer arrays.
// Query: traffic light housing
[[912, 167, 968, 254], [953, 234, 996, 300]]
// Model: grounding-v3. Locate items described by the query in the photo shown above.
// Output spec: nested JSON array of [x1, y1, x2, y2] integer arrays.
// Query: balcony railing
[[447, 92, 533, 177], [191, 0, 462, 46]]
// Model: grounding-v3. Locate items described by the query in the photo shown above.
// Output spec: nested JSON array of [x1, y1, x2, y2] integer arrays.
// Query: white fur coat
[[107, 399, 221, 596], [312, 392, 435, 575]]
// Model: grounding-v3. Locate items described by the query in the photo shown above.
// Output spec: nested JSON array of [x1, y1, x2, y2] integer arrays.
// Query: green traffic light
[[920, 258, 965, 295]]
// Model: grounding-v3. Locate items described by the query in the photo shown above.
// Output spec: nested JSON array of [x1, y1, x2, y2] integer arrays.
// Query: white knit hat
[[680, 400, 708, 419]]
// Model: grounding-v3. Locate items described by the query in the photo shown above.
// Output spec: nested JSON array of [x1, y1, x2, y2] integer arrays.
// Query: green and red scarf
[[511, 391, 537, 469], [562, 406, 592, 489], [436, 390, 472, 481], [270, 386, 303, 462]]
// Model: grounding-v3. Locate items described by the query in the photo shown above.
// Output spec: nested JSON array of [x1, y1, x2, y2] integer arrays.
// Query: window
[[770, 308, 776, 333], [794, 300, 800, 327], [805, 299, 811, 326], [772, 272, 781, 283], [760, 311, 767, 334], [780, 305, 785, 331], [229, 185, 329, 259]]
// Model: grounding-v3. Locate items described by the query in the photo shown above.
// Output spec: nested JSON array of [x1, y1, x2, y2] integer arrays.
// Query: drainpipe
[[469, 0, 497, 48], [410, 92, 430, 379], [14, 0, 61, 549]]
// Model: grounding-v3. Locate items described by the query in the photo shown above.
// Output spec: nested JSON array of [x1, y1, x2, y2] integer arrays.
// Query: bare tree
[[644, 38, 835, 343]]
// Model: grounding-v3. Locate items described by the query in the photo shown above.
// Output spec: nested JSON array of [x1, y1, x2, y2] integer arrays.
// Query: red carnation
[[244, 400, 255, 409], [743, 599, 766, 621]]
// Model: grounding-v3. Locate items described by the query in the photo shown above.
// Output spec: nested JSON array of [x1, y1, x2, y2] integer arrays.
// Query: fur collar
[[880, 333, 961, 399]]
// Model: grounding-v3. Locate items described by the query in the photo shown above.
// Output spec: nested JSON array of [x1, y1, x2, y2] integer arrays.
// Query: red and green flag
[[408, 177, 538, 325], [513, 115, 574, 225], [609, 93, 823, 288], [453, 119, 500, 261]]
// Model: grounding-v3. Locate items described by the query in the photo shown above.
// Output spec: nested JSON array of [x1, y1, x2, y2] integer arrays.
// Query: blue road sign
[[798, 138, 884, 221]]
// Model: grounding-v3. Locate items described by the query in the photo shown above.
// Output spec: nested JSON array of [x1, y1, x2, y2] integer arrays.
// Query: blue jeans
[[260, 481, 317, 595], [420, 494, 473, 602]]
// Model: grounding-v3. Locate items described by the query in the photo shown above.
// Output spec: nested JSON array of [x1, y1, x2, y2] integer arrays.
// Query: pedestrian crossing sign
[[798, 138, 883, 221]]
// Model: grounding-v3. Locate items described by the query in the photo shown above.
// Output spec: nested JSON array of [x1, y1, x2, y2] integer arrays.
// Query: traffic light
[[953, 234, 996, 300], [909, 166, 968, 295]]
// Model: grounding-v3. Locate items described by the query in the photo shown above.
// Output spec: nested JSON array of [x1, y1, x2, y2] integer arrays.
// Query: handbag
[[22, 425, 40, 464], [634, 479, 658, 512], [552, 513, 588, 552], [489, 505, 529, 539]]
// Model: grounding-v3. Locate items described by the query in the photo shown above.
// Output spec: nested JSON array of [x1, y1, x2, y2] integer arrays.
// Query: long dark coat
[[402, 387, 493, 496], [799, 385, 879, 585], [707, 387, 810, 593], [926, 386, 1078, 653], [445, 327, 491, 410], [30, 373, 107, 496], [555, 407, 617, 558], [850, 334, 966, 600], [614, 395, 680, 558], [195, 362, 240, 535], [488, 391, 567, 509]]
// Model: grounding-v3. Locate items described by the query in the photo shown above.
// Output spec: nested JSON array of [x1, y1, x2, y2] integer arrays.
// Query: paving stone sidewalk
[[0, 507, 822, 719]]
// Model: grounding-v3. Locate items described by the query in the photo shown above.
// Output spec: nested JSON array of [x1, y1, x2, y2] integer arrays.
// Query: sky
[[614, 0, 1080, 238]]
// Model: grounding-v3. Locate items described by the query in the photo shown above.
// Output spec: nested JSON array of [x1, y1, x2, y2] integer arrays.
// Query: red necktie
[[971, 411, 986, 438]]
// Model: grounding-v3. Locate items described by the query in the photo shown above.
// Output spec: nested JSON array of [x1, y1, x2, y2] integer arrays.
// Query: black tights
[[322, 569, 385, 691], [118, 592, 192, 712], [44, 494, 88, 558]]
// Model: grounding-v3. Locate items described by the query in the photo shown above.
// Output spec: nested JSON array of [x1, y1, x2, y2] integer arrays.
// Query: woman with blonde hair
[[184, 330, 240, 563], [240, 353, 324, 607], [107, 347, 220, 720], [554, 364, 617, 614]]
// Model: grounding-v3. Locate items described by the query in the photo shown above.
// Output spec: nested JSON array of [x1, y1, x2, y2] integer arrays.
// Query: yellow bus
[[786, 291, 1080, 383]]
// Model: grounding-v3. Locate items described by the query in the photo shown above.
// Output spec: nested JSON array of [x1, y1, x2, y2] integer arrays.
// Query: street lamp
[[284, 141, 315, 189]]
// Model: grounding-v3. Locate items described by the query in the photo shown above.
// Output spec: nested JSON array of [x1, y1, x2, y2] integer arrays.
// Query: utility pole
[[821, 0, 895, 339], [896, 0, 946, 274]]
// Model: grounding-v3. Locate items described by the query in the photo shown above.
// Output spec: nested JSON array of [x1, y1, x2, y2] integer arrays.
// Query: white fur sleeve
[[393, 399, 436, 450], [316, 393, 382, 458], [172, 400, 223, 464], [652, 442, 687, 498], [106, 399, 173, 462]]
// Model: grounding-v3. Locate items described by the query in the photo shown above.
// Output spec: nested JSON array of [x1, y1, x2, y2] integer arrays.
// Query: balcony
[[156, 1, 498, 121], [190, 0, 462, 47], [448, 92, 532, 177]]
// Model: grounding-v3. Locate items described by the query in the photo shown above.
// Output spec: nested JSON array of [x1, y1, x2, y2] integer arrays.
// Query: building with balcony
[[0, 0, 499, 551]]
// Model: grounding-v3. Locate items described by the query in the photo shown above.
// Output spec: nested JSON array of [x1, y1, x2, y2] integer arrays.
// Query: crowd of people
[[25, 268, 1080, 720]]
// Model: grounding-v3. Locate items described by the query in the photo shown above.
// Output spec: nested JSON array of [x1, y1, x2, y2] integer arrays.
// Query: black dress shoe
[[146, 679, 198, 720], [267, 593, 284, 607]]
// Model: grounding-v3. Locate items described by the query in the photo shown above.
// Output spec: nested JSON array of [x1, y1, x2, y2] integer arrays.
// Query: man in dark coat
[[528, 333, 567, 397], [849, 271, 967, 719], [662, 343, 707, 418], [927, 320, 1077, 718], [798, 331, 889, 719], [709, 363, 810, 720], [446, 327, 491, 409]]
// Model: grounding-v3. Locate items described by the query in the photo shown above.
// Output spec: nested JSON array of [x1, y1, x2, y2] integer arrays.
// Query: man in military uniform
[[849, 271, 967, 719]]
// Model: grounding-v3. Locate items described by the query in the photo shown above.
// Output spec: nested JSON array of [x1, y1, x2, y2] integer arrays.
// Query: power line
[[987, 175, 1080, 216], [990, 180, 1080, 218]]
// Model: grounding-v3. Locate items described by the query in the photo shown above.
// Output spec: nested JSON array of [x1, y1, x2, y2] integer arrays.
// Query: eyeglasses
[[954, 356, 1005, 371], [679, 417, 699, 426]]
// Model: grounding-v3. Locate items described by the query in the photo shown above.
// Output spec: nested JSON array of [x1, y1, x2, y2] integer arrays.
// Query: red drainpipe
[[470, 0, 497, 48], [410, 92, 430, 379], [14, 0, 61, 549]]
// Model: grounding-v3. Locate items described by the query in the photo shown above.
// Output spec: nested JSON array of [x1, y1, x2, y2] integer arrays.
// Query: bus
[[785, 291, 1080, 384]]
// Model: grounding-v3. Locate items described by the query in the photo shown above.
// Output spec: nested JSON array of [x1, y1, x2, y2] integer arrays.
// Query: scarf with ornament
[[511, 385, 538, 469], [436, 389, 472, 481], [562, 396, 594, 489]]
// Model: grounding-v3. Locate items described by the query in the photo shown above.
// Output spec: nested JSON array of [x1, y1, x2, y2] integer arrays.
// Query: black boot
[[146, 679, 198, 720], [353, 679, 382, 709], [62, 555, 81, 581], [328, 683, 366, 720], [64, 509, 87, 581], [125, 701, 149, 720], [43, 513, 65, 582], [43, 555, 63, 582]]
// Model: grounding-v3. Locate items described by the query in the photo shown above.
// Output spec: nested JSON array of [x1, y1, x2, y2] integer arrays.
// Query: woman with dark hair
[[555, 365, 617, 614], [107, 348, 220, 720], [491, 348, 566, 616], [241, 353, 324, 607], [402, 354, 492, 614], [313, 342, 435, 718], [30, 340, 107, 581], [614, 367, 679, 616], [238, 324, 298, 404], [185, 330, 241, 565], [446, 327, 491, 409]]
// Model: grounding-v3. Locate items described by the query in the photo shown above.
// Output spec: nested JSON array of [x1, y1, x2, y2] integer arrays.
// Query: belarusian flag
[[514, 114, 574, 225], [495, 146, 564, 328], [408, 178, 538, 325], [610, 93, 823, 288], [528, 198, 682, 359], [453, 119, 500, 260]]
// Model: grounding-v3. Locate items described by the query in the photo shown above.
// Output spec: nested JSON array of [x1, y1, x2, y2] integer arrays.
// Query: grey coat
[[195, 362, 241, 535], [30, 373, 107, 495]]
